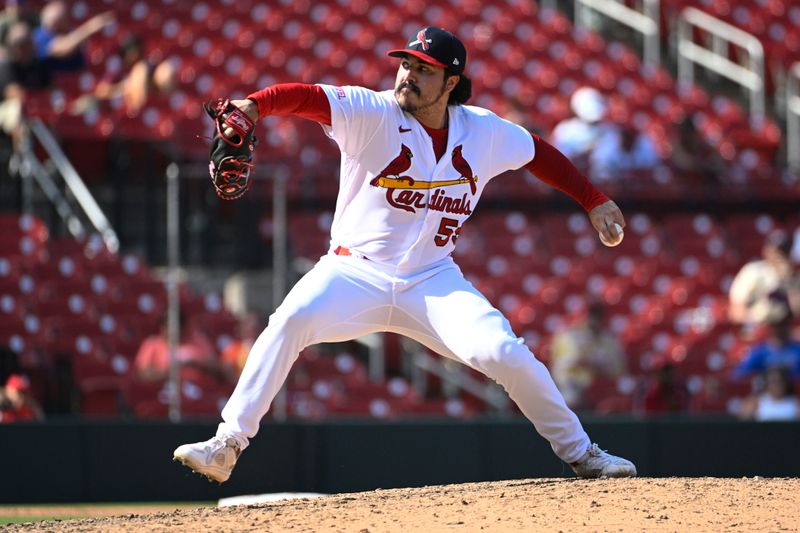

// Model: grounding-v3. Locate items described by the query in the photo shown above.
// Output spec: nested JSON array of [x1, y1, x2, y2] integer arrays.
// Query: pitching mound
[[5, 477, 799, 532]]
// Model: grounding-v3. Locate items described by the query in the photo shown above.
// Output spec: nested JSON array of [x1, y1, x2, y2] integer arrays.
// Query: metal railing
[[574, 0, 661, 67], [358, 333, 386, 383], [21, 119, 119, 252], [404, 339, 510, 412], [165, 163, 182, 422], [677, 7, 765, 128], [788, 62, 800, 172]]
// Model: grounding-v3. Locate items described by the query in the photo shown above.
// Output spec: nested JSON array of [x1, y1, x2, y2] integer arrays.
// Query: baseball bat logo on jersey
[[370, 143, 477, 214]]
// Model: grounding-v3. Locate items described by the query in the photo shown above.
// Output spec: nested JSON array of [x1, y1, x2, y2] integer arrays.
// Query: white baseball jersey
[[216, 84, 593, 467], [318, 85, 536, 270]]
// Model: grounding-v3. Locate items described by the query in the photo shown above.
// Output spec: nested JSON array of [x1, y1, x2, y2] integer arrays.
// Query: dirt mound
[[4, 477, 799, 532]]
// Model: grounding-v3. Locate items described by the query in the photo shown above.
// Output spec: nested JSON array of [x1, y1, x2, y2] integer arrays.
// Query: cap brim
[[387, 49, 447, 69]]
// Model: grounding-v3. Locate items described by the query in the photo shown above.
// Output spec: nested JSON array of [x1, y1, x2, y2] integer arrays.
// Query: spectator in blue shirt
[[732, 290, 800, 380], [32, 1, 112, 72]]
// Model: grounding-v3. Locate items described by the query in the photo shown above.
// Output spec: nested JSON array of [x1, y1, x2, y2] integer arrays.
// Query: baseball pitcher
[[174, 27, 635, 483]]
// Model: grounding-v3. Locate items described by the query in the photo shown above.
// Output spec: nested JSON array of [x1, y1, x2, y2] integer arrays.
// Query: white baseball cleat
[[173, 436, 241, 484], [570, 443, 637, 478]]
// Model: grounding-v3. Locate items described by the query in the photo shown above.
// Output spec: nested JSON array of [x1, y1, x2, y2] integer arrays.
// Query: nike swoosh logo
[[399, 126, 412, 133]]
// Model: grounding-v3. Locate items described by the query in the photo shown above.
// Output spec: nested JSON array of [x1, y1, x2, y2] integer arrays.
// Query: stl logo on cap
[[410, 29, 432, 50]]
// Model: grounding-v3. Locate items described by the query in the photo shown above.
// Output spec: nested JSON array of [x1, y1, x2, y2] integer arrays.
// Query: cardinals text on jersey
[[370, 144, 477, 215]]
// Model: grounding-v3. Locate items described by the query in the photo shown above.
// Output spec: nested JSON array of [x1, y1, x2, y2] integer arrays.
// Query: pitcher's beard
[[396, 81, 447, 113]]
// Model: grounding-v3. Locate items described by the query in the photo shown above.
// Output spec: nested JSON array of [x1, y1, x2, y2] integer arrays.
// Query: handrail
[[165, 163, 182, 422], [407, 343, 510, 412], [574, 0, 660, 67], [17, 139, 86, 239], [28, 119, 119, 253], [356, 333, 385, 383], [677, 7, 765, 128], [788, 62, 800, 172]]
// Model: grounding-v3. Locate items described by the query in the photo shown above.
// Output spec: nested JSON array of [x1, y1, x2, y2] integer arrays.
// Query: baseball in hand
[[599, 223, 624, 247]]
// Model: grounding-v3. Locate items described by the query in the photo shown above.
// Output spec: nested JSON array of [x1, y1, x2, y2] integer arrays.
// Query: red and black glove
[[204, 98, 257, 200]]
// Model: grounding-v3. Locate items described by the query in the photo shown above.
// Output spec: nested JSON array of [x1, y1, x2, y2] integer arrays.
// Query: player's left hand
[[588, 200, 625, 244], [221, 99, 259, 139], [204, 98, 258, 200]]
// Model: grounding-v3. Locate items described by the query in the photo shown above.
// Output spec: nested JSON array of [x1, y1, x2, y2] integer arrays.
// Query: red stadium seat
[[133, 400, 169, 419], [79, 376, 129, 417]]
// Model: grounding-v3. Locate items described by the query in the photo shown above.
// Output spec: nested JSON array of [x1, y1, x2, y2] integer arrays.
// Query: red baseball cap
[[387, 27, 467, 74], [5, 374, 30, 392]]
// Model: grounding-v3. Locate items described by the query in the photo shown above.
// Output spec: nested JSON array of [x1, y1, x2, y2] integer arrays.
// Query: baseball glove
[[204, 98, 257, 200]]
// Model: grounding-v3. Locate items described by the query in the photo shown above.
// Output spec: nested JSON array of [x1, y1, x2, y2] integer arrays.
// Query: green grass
[[0, 502, 214, 526], [1, 515, 81, 525]]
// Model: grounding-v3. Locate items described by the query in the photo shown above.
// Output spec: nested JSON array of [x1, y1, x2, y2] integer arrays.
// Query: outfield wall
[[1, 417, 797, 503]]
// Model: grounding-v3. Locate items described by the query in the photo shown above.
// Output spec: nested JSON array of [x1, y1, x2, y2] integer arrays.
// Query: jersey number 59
[[434, 217, 462, 247]]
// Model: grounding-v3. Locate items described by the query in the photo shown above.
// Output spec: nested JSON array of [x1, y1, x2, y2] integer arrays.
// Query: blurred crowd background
[[1, 0, 799, 424]]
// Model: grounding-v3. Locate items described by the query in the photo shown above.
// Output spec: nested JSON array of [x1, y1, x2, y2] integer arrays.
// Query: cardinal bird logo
[[370, 144, 477, 214], [451, 145, 477, 195], [370, 144, 414, 187]]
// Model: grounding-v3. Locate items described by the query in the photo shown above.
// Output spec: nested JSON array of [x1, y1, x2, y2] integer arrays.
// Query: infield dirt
[[3, 477, 798, 532]]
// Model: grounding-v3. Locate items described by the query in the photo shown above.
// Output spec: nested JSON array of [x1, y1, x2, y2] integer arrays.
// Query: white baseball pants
[[217, 253, 591, 464]]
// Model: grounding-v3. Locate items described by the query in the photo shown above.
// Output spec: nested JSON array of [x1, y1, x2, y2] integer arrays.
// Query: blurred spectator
[[134, 311, 223, 383], [669, 114, 724, 188], [221, 313, 263, 378], [640, 358, 689, 414], [731, 291, 800, 380], [0, 0, 39, 45], [0, 21, 50, 145], [792, 226, 800, 265], [78, 34, 176, 115], [550, 299, 626, 408], [551, 86, 612, 169], [0, 344, 20, 386], [499, 95, 542, 135], [735, 366, 800, 421], [728, 230, 800, 327], [0, 21, 50, 88], [0, 373, 44, 422], [590, 123, 661, 182], [32, 1, 113, 72]]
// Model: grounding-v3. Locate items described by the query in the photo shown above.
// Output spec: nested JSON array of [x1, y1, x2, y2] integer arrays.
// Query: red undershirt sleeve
[[524, 132, 609, 212], [247, 83, 332, 126]]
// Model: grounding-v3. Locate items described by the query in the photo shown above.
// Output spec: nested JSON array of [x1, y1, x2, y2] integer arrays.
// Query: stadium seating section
[[662, 0, 800, 74], [4, 207, 797, 419], [287, 207, 800, 414], [7, 1, 800, 419], [20, 0, 792, 197], [0, 213, 485, 419]]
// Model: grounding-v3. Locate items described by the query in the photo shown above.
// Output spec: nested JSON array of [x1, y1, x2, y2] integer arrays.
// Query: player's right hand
[[588, 200, 625, 245], [221, 99, 259, 139]]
